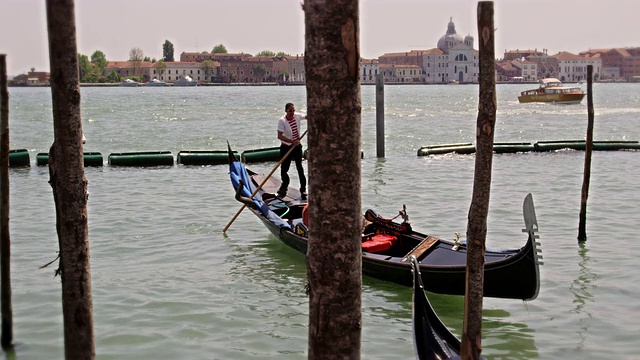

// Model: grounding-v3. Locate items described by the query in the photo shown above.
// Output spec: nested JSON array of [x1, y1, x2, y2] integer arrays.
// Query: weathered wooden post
[[578, 65, 594, 242], [304, 0, 362, 358], [462, 2, 496, 359], [376, 73, 385, 158], [0, 54, 14, 351], [45, 0, 95, 358]]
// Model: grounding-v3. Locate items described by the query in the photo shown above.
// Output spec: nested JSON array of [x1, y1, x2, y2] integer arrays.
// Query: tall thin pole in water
[[305, 0, 362, 358], [463, 2, 495, 359], [578, 65, 594, 242], [0, 54, 14, 351], [376, 73, 385, 158], [45, 0, 94, 358]]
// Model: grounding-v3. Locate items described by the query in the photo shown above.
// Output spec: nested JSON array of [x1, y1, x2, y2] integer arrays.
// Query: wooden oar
[[223, 130, 308, 233]]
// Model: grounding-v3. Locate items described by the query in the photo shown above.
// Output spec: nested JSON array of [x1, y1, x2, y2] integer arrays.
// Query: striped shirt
[[277, 113, 305, 145], [287, 116, 299, 141]]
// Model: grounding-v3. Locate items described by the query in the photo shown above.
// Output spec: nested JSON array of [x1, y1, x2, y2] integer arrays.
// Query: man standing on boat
[[277, 102, 307, 200]]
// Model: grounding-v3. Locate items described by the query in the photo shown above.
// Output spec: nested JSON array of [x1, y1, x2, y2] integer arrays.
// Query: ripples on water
[[5, 84, 640, 359]]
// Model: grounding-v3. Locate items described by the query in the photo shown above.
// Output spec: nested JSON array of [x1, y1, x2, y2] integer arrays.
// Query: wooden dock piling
[[0, 53, 14, 350], [376, 73, 385, 158], [578, 65, 595, 242]]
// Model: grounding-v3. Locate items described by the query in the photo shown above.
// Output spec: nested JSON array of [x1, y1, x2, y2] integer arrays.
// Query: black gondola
[[228, 145, 542, 300], [411, 255, 462, 360]]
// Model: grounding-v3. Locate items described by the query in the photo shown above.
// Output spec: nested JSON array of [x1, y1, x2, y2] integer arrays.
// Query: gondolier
[[227, 145, 543, 300], [277, 102, 307, 199]]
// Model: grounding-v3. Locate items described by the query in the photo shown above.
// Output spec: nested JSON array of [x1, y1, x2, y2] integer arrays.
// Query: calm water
[[4, 83, 640, 359]]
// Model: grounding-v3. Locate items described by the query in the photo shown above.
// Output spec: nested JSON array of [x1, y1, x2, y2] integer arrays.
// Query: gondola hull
[[411, 256, 462, 360], [250, 203, 540, 300], [228, 147, 542, 300]]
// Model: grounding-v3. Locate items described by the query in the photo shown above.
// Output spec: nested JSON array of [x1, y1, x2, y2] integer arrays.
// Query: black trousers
[[279, 144, 306, 193]]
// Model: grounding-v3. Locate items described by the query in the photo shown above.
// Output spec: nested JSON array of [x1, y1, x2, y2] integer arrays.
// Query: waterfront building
[[415, 48, 446, 84], [517, 59, 538, 81], [378, 18, 478, 84], [555, 51, 602, 83], [580, 47, 640, 81], [104, 61, 154, 80], [503, 49, 544, 61], [379, 63, 423, 83], [495, 60, 520, 82], [284, 55, 305, 84], [152, 61, 207, 83], [179, 52, 251, 63], [217, 56, 278, 83], [26, 71, 50, 85], [180, 51, 303, 84], [360, 58, 379, 84], [523, 50, 559, 80], [497, 58, 538, 82]]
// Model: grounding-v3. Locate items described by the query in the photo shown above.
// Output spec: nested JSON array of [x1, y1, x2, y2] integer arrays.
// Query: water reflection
[[228, 232, 538, 358], [367, 157, 389, 196], [569, 242, 599, 350]]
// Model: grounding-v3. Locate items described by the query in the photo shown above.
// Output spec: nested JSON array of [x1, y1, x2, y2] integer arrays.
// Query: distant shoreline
[[8, 81, 633, 88]]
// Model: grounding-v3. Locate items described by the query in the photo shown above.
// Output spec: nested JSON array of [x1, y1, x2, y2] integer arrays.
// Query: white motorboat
[[145, 78, 166, 87], [518, 78, 585, 104], [119, 79, 139, 87], [173, 75, 198, 87]]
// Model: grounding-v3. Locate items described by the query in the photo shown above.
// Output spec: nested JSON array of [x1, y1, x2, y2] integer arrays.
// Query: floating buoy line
[[3, 140, 638, 167]]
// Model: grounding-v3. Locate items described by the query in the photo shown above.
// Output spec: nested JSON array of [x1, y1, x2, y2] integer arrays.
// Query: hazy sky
[[1, 0, 638, 76]]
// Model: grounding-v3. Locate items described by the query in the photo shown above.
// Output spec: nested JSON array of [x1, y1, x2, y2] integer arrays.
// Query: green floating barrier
[[417, 143, 476, 156], [592, 141, 640, 151], [493, 142, 535, 154], [7, 149, 30, 167], [241, 147, 281, 163], [108, 151, 174, 167], [177, 150, 238, 165], [36, 153, 48, 166], [36, 152, 104, 167], [84, 152, 104, 166], [534, 140, 586, 152], [533, 140, 640, 152]]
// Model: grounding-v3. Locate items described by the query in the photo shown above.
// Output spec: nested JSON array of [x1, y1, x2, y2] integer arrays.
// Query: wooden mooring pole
[[0, 54, 14, 351], [46, 0, 95, 358], [304, 0, 362, 358], [578, 65, 594, 242], [375, 73, 385, 158], [462, 2, 495, 359]]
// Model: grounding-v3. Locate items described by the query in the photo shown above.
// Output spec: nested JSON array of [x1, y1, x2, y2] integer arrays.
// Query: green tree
[[128, 47, 143, 62], [212, 44, 228, 53], [129, 47, 144, 76], [276, 51, 291, 57], [256, 50, 275, 57], [90, 50, 107, 75], [105, 71, 121, 83], [162, 40, 174, 62], [143, 56, 150, 62], [77, 53, 91, 81]]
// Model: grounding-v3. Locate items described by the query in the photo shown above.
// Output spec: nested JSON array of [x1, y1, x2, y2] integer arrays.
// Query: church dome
[[437, 17, 464, 53]]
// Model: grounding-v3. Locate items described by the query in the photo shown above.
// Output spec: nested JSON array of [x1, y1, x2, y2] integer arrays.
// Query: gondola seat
[[362, 233, 398, 253]]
